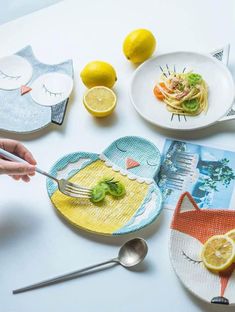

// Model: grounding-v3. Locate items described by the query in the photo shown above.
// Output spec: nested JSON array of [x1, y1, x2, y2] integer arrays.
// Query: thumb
[[0, 159, 35, 175]]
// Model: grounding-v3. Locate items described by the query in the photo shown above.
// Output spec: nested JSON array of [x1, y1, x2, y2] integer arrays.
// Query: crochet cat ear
[[176, 192, 199, 213]]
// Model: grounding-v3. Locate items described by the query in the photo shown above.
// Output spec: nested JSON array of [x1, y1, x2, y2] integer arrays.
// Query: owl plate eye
[[30, 72, 73, 106], [115, 141, 127, 153], [0, 55, 32, 90], [147, 159, 159, 166], [42, 84, 63, 97]]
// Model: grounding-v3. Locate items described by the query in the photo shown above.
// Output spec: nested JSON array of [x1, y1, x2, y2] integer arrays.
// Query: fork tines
[[62, 181, 92, 199]]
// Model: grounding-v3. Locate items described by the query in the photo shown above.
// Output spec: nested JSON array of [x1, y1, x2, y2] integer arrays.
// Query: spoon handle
[[13, 258, 119, 294]]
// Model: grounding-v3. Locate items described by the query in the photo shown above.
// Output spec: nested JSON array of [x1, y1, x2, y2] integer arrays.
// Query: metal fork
[[0, 148, 92, 199]]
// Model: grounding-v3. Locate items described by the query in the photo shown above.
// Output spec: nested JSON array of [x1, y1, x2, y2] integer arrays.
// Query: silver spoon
[[13, 238, 148, 294]]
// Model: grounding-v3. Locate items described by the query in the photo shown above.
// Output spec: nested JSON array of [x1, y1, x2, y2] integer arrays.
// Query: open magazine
[[158, 140, 235, 210]]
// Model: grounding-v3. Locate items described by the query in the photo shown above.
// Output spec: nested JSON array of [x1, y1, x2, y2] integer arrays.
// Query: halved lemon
[[226, 229, 235, 262], [201, 235, 235, 272], [226, 229, 235, 242], [83, 86, 117, 117]]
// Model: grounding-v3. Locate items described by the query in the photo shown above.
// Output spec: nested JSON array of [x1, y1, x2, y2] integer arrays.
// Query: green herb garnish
[[91, 185, 106, 203], [182, 99, 200, 113], [91, 177, 126, 203], [186, 73, 202, 86]]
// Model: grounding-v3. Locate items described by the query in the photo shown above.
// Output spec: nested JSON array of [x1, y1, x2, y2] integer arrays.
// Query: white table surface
[[0, 0, 235, 311], [0, 0, 61, 25]]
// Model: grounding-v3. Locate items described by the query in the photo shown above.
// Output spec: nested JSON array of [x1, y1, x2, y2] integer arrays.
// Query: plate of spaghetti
[[130, 52, 234, 130]]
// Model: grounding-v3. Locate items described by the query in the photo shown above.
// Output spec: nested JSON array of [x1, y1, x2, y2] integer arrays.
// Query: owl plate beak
[[21, 85, 32, 95], [126, 158, 140, 170]]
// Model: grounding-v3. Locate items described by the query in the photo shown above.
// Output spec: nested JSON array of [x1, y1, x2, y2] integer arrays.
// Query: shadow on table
[[92, 111, 119, 128], [134, 110, 235, 140], [0, 203, 42, 248], [0, 122, 62, 142], [183, 285, 235, 312], [127, 258, 153, 273]]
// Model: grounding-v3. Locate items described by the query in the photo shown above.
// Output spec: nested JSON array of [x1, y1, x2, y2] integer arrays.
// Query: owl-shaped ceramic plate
[[170, 192, 235, 306], [0, 46, 74, 133], [47, 136, 163, 235]]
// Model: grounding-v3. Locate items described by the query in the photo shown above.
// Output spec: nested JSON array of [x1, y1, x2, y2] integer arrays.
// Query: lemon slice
[[83, 86, 117, 117], [201, 235, 235, 272], [225, 229, 235, 262], [226, 229, 235, 242]]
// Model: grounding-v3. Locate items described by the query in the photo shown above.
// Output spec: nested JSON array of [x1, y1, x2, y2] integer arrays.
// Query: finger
[[0, 159, 35, 175], [23, 150, 37, 166], [21, 175, 30, 183], [14, 142, 37, 165], [0, 140, 37, 165], [10, 175, 30, 182], [0, 139, 17, 152], [10, 174, 31, 182], [28, 172, 35, 177], [10, 175, 21, 181]]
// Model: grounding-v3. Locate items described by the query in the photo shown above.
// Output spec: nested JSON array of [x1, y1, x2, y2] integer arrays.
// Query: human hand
[[0, 139, 36, 182]]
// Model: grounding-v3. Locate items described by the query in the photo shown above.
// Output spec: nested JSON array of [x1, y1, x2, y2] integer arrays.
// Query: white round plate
[[130, 52, 235, 130]]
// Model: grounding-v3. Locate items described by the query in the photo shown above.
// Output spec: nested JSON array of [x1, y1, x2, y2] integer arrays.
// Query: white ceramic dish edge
[[129, 51, 235, 131]]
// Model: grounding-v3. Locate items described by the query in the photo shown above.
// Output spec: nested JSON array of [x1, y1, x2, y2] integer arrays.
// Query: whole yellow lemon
[[80, 61, 117, 88], [123, 29, 156, 64]]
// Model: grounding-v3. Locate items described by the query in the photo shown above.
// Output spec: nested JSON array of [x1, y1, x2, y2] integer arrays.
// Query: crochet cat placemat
[[47, 136, 163, 235]]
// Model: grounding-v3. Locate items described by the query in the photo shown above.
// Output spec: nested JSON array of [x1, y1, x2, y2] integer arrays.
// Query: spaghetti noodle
[[153, 71, 208, 116]]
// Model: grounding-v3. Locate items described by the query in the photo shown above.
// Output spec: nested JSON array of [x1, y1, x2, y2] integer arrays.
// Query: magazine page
[[158, 139, 235, 210]]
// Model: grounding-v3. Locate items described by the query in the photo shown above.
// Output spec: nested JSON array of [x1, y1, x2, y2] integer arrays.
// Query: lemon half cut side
[[226, 229, 235, 242], [83, 86, 117, 117], [201, 235, 235, 272]]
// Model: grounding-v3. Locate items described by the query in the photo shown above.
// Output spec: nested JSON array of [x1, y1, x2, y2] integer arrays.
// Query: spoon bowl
[[118, 238, 148, 267]]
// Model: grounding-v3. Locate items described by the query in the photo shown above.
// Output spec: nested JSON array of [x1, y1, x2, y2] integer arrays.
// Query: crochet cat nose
[[126, 158, 140, 170], [211, 296, 229, 305], [20, 85, 32, 95]]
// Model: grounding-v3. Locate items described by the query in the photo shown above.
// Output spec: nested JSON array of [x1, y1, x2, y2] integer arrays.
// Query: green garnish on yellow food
[[182, 99, 200, 113], [91, 178, 126, 203], [91, 185, 106, 203], [186, 73, 202, 86]]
